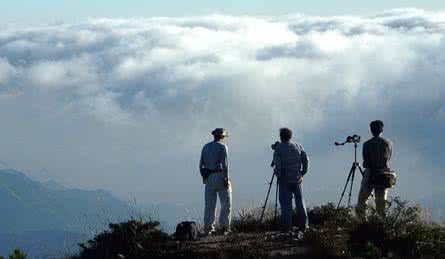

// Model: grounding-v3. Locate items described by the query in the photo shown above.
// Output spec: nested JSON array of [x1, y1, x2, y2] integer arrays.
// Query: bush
[[350, 198, 445, 258], [231, 207, 278, 233], [307, 203, 355, 228], [8, 249, 26, 259], [303, 227, 349, 258], [301, 203, 355, 258], [76, 220, 171, 259], [302, 198, 445, 258]]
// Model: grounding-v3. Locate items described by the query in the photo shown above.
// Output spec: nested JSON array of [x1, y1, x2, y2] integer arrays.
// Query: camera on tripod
[[334, 134, 364, 208], [335, 135, 361, 146], [270, 141, 281, 167], [260, 141, 281, 223]]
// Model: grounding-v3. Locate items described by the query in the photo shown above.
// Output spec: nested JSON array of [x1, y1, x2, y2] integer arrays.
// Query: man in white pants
[[356, 120, 393, 218], [199, 128, 232, 235]]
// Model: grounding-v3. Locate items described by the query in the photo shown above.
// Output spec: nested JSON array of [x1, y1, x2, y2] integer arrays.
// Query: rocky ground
[[169, 231, 311, 258]]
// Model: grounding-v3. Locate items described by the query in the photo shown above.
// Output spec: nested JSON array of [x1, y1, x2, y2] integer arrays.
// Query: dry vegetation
[[68, 198, 445, 259]]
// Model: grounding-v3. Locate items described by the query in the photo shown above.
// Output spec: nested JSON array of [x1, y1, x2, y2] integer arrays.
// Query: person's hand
[[275, 173, 281, 182], [224, 178, 231, 189], [297, 176, 304, 184]]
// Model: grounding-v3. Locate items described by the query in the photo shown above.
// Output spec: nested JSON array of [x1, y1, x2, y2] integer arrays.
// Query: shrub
[[303, 227, 349, 258], [302, 198, 445, 258], [307, 203, 355, 228], [8, 249, 26, 259], [231, 207, 278, 233], [302, 203, 355, 258], [76, 220, 171, 259], [349, 198, 445, 258]]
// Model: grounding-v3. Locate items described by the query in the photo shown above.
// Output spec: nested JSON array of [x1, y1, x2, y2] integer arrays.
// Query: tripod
[[260, 169, 279, 223], [336, 142, 364, 209]]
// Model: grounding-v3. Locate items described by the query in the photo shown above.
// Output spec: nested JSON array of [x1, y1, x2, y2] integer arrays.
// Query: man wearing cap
[[272, 127, 309, 233], [199, 128, 232, 235]]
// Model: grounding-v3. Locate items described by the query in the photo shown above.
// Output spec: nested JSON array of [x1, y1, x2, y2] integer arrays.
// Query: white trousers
[[356, 169, 388, 218], [204, 173, 232, 231]]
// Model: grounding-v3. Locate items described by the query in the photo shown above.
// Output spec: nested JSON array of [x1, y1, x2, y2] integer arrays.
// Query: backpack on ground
[[175, 221, 198, 241]]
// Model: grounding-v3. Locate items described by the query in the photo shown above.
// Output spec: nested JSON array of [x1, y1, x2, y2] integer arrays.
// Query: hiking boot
[[216, 227, 231, 235], [222, 228, 231, 235], [295, 230, 304, 240], [201, 229, 216, 237]]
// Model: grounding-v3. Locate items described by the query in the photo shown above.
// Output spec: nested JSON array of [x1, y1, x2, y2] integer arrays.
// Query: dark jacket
[[362, 136, 392, 170]]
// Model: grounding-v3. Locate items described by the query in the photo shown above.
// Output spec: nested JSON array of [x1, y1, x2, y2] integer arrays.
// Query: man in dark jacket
[[272, 128, 309, 232], [356, 120, 393, 218]]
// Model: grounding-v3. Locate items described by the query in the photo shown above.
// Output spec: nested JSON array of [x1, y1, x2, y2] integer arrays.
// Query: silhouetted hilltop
[[70, 199, 445, 259]]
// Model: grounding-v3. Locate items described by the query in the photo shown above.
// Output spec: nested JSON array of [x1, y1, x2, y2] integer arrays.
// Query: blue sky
[[2, 0, 445, 23]]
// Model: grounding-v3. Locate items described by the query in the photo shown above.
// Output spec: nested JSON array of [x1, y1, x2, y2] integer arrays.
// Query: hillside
[[0, 168, 127, 233], [71, 200, 445, 259], [0, 168, 129, 258]]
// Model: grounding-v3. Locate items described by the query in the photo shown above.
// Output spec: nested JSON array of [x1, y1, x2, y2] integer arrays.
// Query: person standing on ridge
[[199, 128, 232, 235], [356, 120, 393, 218], [272, 128, 309, 233]]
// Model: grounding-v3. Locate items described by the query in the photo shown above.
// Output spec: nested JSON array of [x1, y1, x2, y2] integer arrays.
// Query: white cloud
[[0, 58, 16, 84], [26, 55, 99, 91], [0, 9, 443, 204]]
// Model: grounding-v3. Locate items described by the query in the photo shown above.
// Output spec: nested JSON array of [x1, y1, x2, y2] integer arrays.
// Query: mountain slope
[[0, 168, 127, 233]]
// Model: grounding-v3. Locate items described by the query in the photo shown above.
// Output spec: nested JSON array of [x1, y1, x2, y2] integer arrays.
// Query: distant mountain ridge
[[0, 168, 191, 257], [0, 168, 127, 234]]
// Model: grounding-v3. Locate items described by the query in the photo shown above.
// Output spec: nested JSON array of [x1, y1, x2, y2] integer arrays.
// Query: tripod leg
[[358, 165, 364, 176], [274, 178, 279, 222], [260, 173, 275, 222], [347, 164, 356, 207], [337, 165, 354, 209]]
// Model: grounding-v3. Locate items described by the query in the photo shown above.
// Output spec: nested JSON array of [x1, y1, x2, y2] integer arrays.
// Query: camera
[[271, 141, 280, 150], [270, 141, 280, 167], [346, 135, 361, 143], [335, 135, 361, 146]]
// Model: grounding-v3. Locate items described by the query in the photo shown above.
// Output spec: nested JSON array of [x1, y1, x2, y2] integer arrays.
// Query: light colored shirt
[[199, 141, 229, 178], [273, 141, 309, 183]]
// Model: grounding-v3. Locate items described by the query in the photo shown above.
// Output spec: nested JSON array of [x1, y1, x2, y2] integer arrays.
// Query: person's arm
[[362, 142, 369, 168], [199, 147, 205, 182], [273, 149, 281, 178], [385, 141, 393, 169], [301, 146, 309, 176], [222, 145, 229, 179], [199, 148, 204, 170]]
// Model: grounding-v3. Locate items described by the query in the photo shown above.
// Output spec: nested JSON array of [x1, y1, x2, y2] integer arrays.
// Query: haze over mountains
[[0, 168, 122, 257], [0, 168, 126, 233], [0, 168, 192, 257]]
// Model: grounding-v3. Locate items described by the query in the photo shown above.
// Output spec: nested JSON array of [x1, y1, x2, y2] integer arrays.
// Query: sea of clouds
[[0, 9, 444, 210]]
